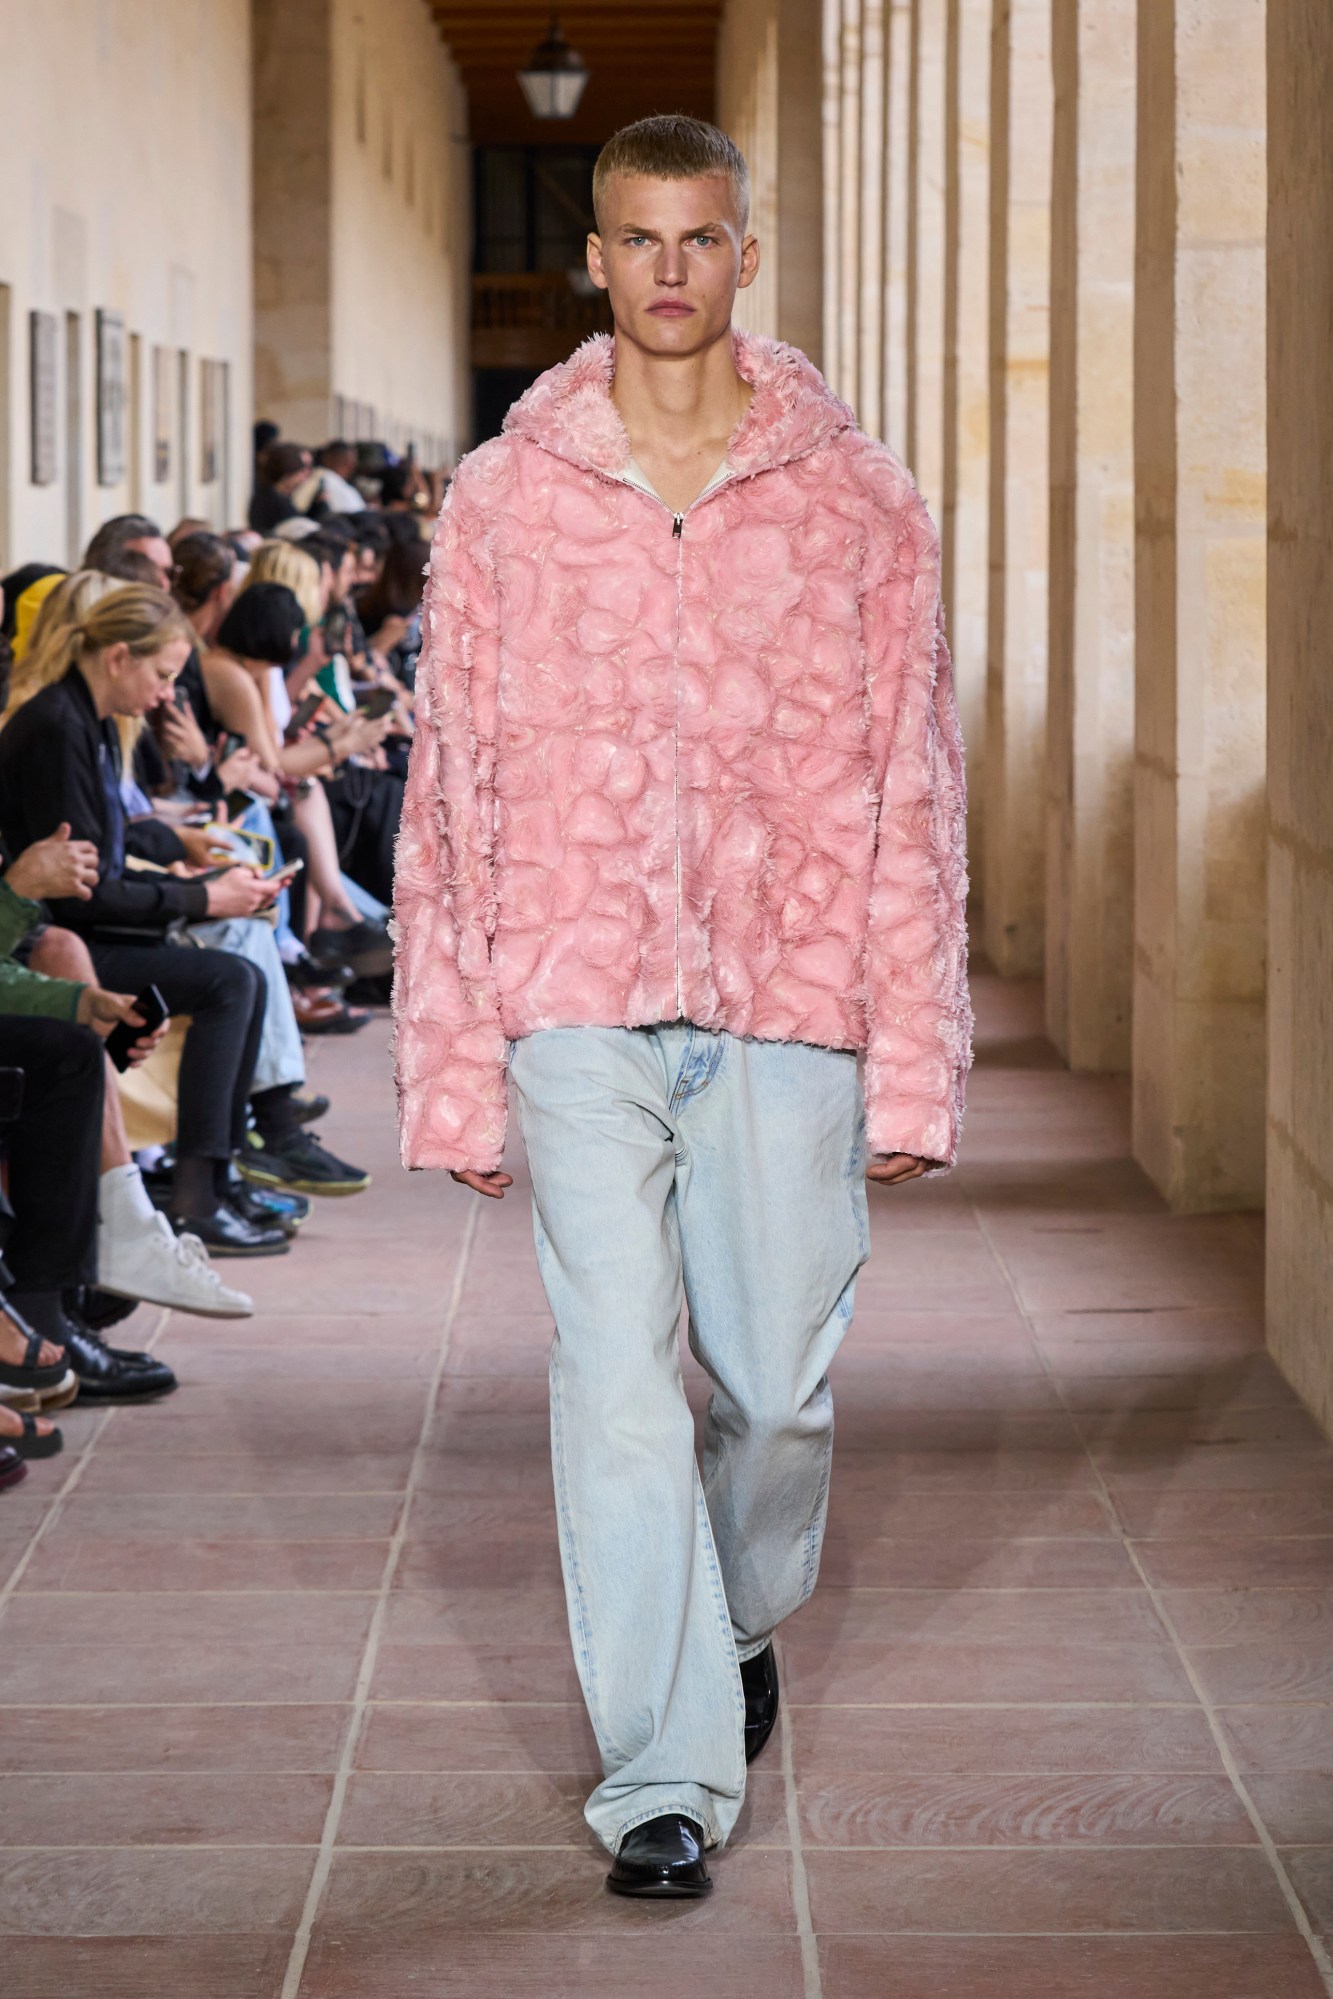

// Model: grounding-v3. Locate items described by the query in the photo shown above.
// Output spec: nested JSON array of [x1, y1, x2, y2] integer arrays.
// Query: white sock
[[100, 1163, 158, 1231]]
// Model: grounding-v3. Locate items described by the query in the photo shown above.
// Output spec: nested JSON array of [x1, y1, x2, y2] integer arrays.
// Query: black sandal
[[9, 1411, 63, 1460], [0, 1325, 70, 1398]]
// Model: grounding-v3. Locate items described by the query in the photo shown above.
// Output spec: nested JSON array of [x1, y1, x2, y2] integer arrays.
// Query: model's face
[[587, 172, 758, 358]]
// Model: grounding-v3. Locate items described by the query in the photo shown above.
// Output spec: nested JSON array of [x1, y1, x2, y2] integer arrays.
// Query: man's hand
[[866, 1153, 937, 1186], [449, 1168, 514, 1201], [204, 866, 279, 919], [5, 824, 100, 903], [76, 988, 167, 1063]]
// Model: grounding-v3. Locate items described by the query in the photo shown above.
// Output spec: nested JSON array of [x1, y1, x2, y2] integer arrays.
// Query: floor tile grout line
[[971, 1201, 1333, 1995], [777, 1637, 822, 1999], [0, 1305, 170, 1626], [278, 1197, 480, 1999]]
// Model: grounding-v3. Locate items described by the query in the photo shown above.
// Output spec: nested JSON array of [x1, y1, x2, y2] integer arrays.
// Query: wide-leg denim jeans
[[509, 1024, 870, 1854]]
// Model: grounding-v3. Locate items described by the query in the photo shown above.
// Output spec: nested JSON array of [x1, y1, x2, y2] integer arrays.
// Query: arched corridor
[[6, 994, 1333, 1991]]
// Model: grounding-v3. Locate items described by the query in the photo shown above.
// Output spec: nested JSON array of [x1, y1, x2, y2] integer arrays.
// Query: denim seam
[[693, 1472, 749, 1793], [548, 1351, 608, 1752]]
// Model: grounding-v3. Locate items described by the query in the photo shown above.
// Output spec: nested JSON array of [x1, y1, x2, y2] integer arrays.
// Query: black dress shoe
[[606, 1815, 712, 1899], [173, 1204, 290, 1258], [62, 1324, 177, 1400], [741, 1642, 780, 1764], [309, 921, 392, 979], [286, 954, 354, 992]]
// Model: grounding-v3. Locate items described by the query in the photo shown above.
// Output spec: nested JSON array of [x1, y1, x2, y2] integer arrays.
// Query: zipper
[[671, 508, 685, 1014], [609, 471, 738, 1021]]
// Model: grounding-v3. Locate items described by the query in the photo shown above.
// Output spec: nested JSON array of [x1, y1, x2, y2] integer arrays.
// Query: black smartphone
[[283, 690, 325, 743], [224, 787, 257, 819], [358, 685, 396, 720], [324, 606, 349, 652], [104, 984, 169, 1075], [218, 731, 247, 761]]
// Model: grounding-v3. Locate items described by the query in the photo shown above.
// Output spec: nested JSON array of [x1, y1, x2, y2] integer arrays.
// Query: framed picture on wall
[[96, 309, 126, 486], [200, 358, 219, 484], [29, 310, 57, 485], [152, 344, 171, 483]]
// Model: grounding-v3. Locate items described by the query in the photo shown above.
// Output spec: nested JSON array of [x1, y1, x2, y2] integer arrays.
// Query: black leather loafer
[[741, 1642, 780, 1764], [63, 1325, 177, 1400], [173, 1204, 289, 1258], [606, 1814, 712, 1899]]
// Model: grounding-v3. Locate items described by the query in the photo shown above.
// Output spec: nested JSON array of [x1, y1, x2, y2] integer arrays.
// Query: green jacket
[[0, 879, 85, 1021]]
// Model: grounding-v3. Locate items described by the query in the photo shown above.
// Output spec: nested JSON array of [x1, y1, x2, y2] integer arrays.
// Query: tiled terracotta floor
[[3, 971, 1332, 1997]]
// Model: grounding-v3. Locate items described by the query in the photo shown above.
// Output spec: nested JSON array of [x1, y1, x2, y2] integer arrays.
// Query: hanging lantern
[[517, 12, 590, 120]]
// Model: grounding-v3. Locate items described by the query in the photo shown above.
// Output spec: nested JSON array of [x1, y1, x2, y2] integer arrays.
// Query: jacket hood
[[503, 327, 857, 481]]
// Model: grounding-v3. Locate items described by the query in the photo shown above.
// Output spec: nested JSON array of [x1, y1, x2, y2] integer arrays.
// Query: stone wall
[[1266, 0, 1333, 1427], [715, 0, 825, 365], [254, 0, 470, 462], [0, 0, 253, 563]]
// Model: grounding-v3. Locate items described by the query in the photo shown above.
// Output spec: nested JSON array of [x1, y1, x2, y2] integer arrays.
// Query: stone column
[[983, 0, 1052, 976], [942, 0, 990, 879], [252, 0, 333, 442], [776, 0, 826, 366], [881, 0, 912, 451], [1132, 0, 1266, 1211], [1044, 0, 1136, 1070], [838, 0, 864, 408], [907, 0, 947, 514], [1266, 1, 1333, 1418], [821, 0, 845, 392], [857, 0, 886, 437]]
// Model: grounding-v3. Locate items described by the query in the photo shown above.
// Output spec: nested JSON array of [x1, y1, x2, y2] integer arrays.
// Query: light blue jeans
[[187, 915, 304, 1094], [509, 1023, 869, 1854]]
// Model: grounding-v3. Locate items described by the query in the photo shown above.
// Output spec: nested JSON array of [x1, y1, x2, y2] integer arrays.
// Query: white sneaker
[[98, 1209, 254, 1319]]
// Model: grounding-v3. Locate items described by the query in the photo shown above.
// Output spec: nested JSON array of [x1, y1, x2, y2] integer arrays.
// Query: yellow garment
[[12, 572, 64, 661]]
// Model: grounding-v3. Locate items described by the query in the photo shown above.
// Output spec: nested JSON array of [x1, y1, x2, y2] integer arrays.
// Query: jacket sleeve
[[861, 484, 972, 1168], [28, 728, 208, 935], [391, 474, 508, 1173], [0, 884, 84, 1020]]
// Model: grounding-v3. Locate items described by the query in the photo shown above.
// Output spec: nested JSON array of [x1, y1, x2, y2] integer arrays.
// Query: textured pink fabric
[[393, 329, 971, 1174]]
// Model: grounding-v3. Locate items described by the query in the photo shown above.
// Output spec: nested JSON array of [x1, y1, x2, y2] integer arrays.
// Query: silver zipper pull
[[672, 515, 683, 539]]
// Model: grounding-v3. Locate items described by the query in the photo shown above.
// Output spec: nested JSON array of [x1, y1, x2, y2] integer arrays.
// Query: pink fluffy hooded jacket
[[392, 328, 971, 1176]]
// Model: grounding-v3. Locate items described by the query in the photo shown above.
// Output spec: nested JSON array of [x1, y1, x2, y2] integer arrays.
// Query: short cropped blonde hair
[[592, 115, 750, 232]]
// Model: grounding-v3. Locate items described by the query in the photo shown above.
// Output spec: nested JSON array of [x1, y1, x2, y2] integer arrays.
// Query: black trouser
[[89, 941, 264, 1161], [324, 768, 404, 908], [0, 1016, 102, 1290]]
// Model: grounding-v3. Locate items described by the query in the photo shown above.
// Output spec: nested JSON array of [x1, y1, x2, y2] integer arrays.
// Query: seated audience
[[0, 585, 290, 1257]]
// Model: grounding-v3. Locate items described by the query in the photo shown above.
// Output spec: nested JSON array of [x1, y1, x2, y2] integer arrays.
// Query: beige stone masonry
[[881, 0, 913, 451], [1132, 0, 1267, 1212], [1045, 0, 1136, 1071], [942, 0, 991, 882], [1265, 0, 1333, 1423], [983, 0, 1052, 976], [718, 0, 826, 361], [907, 0, 947, 514]]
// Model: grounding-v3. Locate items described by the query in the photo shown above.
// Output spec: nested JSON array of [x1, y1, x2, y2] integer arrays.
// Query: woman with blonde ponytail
[[1, 569, 121, 727], [0, 582, 297, 1256]]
